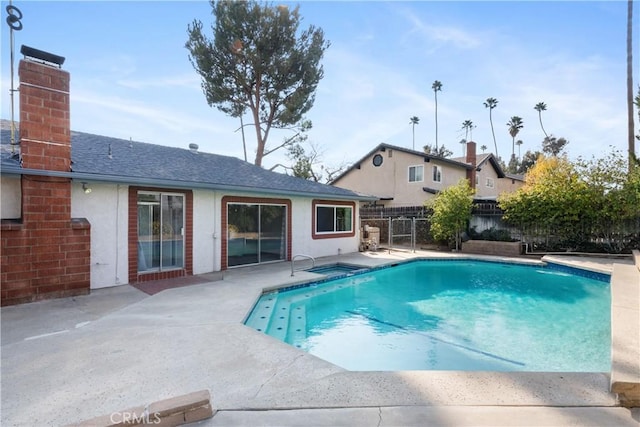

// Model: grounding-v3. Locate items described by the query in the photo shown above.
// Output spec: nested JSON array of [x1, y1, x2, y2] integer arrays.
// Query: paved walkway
[[2, 250, 638, 426]]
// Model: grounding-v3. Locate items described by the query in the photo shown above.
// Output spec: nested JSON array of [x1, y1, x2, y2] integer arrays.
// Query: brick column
[[0, 57, 90, 306]]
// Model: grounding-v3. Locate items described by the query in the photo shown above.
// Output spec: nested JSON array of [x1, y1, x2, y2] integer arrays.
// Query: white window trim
[[408, 165, 424, 183], [432, 165, 442, 183], [486, 177, 495, 188]]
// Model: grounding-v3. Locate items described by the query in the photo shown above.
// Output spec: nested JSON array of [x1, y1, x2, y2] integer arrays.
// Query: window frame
[[312, 200, 356, 239], [486, 177, 495, 188], [408, 165, 424, 183], [136, 190, 185, 273], [432, 165, 443, 183]]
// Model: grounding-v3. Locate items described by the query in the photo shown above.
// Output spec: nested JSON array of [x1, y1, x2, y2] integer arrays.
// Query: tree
[[423, 144, 453, 158], [636, 85, 640, 142], [519, 150, 540, 174], [459, 139, 467, 156], [627, 0, 635, 172], [577, 149, 640, 251], [506, 116, 524, 158], [432, 80, 443, 150], [409, 116, 420, 150], [499, 151, 640, 252], [185, 1, 329, 167], [534, 102, 549, 138], [483, 97, 499, 157], [499, 155, 591, 249], [515, 139, 523, 159], [276, 141, 346, 183], [541, 135, 569, 156], [461, 119, 474, 141], [427, 179, 474, 251], [480, 144, 487, 153]]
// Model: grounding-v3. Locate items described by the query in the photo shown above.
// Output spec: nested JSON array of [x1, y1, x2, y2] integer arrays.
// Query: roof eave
[[1, 166, 374, 201]]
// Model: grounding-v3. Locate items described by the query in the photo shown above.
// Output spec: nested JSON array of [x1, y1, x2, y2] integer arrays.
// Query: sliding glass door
[[137, 192, 184, 272], [227, 203, 286, 267]]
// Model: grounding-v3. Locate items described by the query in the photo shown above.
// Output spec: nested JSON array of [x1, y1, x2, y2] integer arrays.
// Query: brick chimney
[[466, 141, 477, 188], [19, 58, 71, 171], [0, 48, 90, 306]]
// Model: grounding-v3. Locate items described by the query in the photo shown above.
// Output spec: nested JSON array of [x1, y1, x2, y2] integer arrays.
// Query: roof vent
[[188, 143, 199, 153]]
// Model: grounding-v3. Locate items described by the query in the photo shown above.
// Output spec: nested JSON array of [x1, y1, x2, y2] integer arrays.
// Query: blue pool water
[[245, 260, 611, 372]]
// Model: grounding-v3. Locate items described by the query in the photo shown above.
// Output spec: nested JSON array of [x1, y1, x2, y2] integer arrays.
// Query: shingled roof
[[0, 125, 373, 201]]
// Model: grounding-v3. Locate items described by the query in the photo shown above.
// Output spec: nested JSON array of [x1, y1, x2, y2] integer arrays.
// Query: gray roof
[[0, 126, 373, 201]]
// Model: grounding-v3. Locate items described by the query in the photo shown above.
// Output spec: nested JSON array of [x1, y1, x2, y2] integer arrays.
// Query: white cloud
[[116, 73, 201, 90]]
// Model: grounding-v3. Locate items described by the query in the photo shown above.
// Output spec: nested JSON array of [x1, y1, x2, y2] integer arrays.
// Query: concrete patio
[[2, 250, 638, 426]]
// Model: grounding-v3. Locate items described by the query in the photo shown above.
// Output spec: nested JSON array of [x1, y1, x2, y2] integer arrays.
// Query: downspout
[[115, 184, 120, 284]]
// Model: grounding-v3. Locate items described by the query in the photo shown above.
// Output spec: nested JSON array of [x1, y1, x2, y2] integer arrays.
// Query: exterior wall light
[[82, 182, 92, 194]]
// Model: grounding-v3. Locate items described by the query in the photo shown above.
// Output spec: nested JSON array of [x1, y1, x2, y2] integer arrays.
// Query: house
[[330, 142, 523, 208], [0, 47, 374, 306]]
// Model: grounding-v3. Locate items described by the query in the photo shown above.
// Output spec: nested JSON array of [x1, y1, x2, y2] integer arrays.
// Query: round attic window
[[372, 154, 383, 167]]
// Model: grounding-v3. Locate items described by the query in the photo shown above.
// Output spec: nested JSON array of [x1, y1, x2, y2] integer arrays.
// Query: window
[[372, 154, 383, 167], [486, 177, 495, 188], [227, 203, 287, 267], [475, 173, 479, 187], [409, 165, 424, 182], [315, 204, 353, 234], [137, 192, 184, 272], [432, 165, 442, 182]]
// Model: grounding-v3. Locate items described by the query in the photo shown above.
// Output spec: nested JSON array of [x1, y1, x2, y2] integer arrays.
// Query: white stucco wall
[[192, 190, 218, 274], [71, 182, 129, 289], [1, 175, 21, 219], [289, 196, 360, 258], [333, 148, 468, 207], [66, 184, 362, 287]]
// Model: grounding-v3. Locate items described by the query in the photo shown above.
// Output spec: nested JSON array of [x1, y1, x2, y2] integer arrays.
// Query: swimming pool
[[245, 259, 611, 372]]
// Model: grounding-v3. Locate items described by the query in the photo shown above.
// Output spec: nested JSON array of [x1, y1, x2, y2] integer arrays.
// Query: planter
[[461, 240, 522, 257]]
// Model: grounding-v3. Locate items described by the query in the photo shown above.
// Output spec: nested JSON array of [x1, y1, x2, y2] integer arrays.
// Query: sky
[[1, 1, 639, 177]]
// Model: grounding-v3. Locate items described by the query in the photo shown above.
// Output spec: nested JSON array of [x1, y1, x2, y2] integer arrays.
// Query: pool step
[[269, 300, 291, 341], [245, 294, 278, 333], [287, 305, 307, 346]]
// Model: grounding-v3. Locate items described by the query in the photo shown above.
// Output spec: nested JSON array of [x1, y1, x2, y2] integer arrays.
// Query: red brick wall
[[0, 58, 90, 306], [465, 141, 477, 189], [128, 187, 193, 284]]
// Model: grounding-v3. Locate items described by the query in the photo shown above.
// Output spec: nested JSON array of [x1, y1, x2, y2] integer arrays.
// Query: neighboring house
[[330, 142, 523, 207], [0, 48, 373, 306]]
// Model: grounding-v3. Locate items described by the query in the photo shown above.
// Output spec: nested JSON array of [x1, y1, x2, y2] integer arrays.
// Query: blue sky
[[1, 1, 638, 174]]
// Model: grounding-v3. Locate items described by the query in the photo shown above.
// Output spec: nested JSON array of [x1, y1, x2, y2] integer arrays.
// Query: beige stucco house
[[330, 142, 523, 207]]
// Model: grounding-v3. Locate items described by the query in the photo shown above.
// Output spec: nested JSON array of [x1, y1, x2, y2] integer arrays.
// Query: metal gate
[[361, 217, 435, 253], [389, 218, 414, 252]]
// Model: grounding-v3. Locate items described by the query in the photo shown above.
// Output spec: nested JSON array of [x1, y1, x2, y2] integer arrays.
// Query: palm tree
[[483, 97, 499, 157], [461, 119, 474, 141], [627, 0, 635, 172], [409, 116, 420, 150], [459, 139, 467, 156], [534, 102, 549, 138], [516, 139, 523, 159], [506, 116, 524, 157], [432, 80, 443, 150], [480, 144, 487, 153]]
